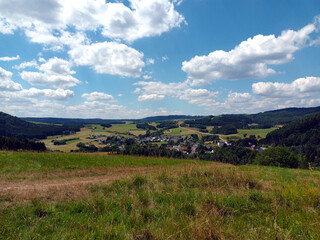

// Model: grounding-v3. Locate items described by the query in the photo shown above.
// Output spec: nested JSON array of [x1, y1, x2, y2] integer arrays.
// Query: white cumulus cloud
[[0, 0, 185, 44], [138, 94, 165, 101], [69, 41, 145, 78], [134, 80, 219, 106], [252, 77, 320, 98], [0, 55, 20, 61], [20, 57, 80, 88], [82, 91, 115, 102], [0, 67, 22, 91], [182, 18, 320, 85]]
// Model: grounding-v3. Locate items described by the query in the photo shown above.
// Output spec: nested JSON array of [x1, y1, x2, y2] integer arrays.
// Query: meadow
[[0, 152, 319, 239]]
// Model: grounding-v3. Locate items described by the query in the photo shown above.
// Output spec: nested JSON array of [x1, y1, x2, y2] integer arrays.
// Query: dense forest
[[0, 112, 82, 140], [0, 136, 46, 151], [261, 112, 320, 166]]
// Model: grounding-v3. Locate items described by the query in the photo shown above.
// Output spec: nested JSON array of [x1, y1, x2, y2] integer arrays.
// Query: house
[[251, 145, 259, 150], [217, 142, 225, 147]]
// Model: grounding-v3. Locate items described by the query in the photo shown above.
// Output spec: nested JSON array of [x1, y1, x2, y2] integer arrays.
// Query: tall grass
[[0, 152, 199, 180], [1, 164, 319, 239]]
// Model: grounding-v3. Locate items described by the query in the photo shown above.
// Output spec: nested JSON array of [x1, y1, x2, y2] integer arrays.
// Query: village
[[89, 133, 266, 154]]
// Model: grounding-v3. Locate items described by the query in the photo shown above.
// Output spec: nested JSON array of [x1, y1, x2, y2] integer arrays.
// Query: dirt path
[[0, 166, 170, 200]]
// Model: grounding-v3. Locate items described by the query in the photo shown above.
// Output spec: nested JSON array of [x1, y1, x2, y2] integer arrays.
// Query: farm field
[[0, 152, 319, 239], [41, 123, 147, 152], [41, 123, 217, 152], [218, 127, 277, 140], [41, 127, 94, 152]]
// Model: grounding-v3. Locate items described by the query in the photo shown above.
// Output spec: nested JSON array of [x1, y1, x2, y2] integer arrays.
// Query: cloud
[[161, 56, 168, 62], [0, 18, 17, 34], [252, 77, 320, 98], [20, 57, 80, 88], [182, 18, 320, 85], [0, 66, 74, 101], [134, 80, 189, 98], [0, 0, 185, 45], [0, 55, 20, 61], [134, 80, 219, 106], [173, 0, 184, 6], [143, 75, 152, 79], [138, 94, 165, 101], [39, 57, 75, 75], [13, 60, 39, 70], [69, 41, 145, 78], [17, 88, 74, 100], [100, 0, 186, 42], [146, 58, 155, 65], [0, 67, 22, 91], [0, 96, 182, 119], [82, 92, 115, 102]]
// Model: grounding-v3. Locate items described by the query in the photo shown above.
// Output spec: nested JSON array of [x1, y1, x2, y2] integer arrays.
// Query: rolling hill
[[0, 111, 82, 139]]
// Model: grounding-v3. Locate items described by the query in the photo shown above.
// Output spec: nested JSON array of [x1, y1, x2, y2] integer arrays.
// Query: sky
[[0, 0, 320, 119]]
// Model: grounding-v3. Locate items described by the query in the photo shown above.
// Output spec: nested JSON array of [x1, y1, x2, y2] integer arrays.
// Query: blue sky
[[0, 0, 319, 119]]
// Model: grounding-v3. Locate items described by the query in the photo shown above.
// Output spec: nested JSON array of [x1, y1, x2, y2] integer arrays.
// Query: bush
[[254, 147, 304, 168]]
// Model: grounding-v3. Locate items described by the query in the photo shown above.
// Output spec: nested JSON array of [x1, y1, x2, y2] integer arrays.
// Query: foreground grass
[[0, 152, 196, 180], [0, 158, 319, 239]]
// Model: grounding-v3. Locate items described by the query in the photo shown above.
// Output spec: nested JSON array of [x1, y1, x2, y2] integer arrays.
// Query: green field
[[165, 127, 187, 135], [0, 152, 195, 181], [41, 123, 145, 152], [218, 127, 277, 140], [0, 152, 319, 239]]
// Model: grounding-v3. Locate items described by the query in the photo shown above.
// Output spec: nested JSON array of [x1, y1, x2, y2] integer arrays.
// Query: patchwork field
[[0, 152, 319, 239], [41, 123, 147, 152], [40, 121, 278, 152]]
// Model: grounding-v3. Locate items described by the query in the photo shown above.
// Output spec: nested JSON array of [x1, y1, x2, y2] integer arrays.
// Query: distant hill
[[135, 115, 203, 122], [22, 117, 126, 124], [261, 112, 320, 165], [262, 112, 320, 147], [22, 115, 203, 124], [0, 112, 82, 139], [184, 106, 320, 128], [250, 106, 320, 125]]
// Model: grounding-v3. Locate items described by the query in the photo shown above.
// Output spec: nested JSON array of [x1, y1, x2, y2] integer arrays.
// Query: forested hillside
[[261, 112, 320, 165], [263, 112, 320, 146], [0, 112, 82, 139], [251, 106, 320, 124], [0, 136, 46, 151], [185, 106, 320, 129]]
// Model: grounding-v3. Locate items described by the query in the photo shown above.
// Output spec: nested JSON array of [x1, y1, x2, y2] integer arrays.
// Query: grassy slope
[[0, 152, 319, 239], [0, 152, 195, 180]]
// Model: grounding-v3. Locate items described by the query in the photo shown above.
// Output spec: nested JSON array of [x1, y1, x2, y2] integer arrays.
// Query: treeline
[[0, 111, 83, 140], [0, 136, 46, 151], [211, 124, 238, 135], [136, 123, 157, 131], [185, 115, 252, 129], [122, 145, 257, 166], [52, 138, 79, 145], [156, 121, 178, 130], [122, 144, 313, 169]]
